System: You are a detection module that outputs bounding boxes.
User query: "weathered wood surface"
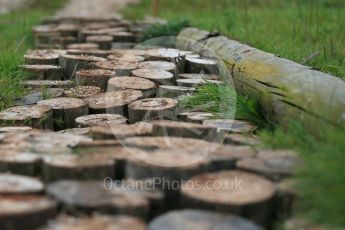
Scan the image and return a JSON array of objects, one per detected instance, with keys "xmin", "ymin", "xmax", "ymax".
[{"xmin": 176, "ymin": 27, "xmax": 345, "ymax": 131}]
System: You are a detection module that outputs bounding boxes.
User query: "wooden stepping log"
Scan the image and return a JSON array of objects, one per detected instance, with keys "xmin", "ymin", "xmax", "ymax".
[
  {"xmin": 148, "ymin": 209, "xmax": 262, "ymax": 230},
  {"xmin": 86, "ymin": 35, "xmax": 113, "ymax": 50},
  {"xmin": 114, "ymin": 49, "xmax": 147, "ymax": 56},
  {"xmin": 158, "ymin": 85, "xmax": 195, "ymax": 98},
  {"xmin": 0, "ymin": 126, "xmax": 32, "ymax": 132},
  {"xmin": 15, "ymin": 88, "xmax": 64, "ymax": 106},
  {"xmin": 42, "ymin": 154, "xmax": 115, "ymax": 182},
  {"xmin": 128, "ymin": 98, "xmax": 178, "ymax": 123},
  {"xmin": 223, "ymin": 134, "xmax": 261, "ymax": 146},
  {"xmin": 41, "ymin": 215, "xmax": 146, "ymax": 230},
  {"xmin": 20, "ymin": 65, "xmax": 64, "ymax": 80},
  {"xmin": 178, "ymin": 112, "xmax": 215, "ymax": 124},
  {"xmin": 177, "ymin": 79, "xmax": 221, "ymax": 87},
  {"xmin": 0, "ymin": 195, "xmax": 57, "ymax": 230},
  {"xmin": 204, "ymin": 119, "xmax": 257, "ymax": 134},
  {"xmin": 21, "ymin": 80, "xmax": 73, "ymax": 89},
  {"xmin": 90, "ymin": 122, "xmax": 153, "ymax": 140},
  {"xmin": 236, "ymin": 150, "xmax": 300, "ymax": 181},
  {"xmin": 49, "ymin": 36, "xmax": 77, "ymax": 49},
  {"xmin": 38, "ymin": 97, "xmax": 88, "ymax": 131},
  {"xmin": 0, "ymin": 105, "xmax": 53, "ymax": 129},
  {"xmin": 94, "ymin": 60, "xmax": 139, "ymax": 76},
  {"xmin": 0, "ymin": 152, "xmax": 41, "ymax": 176},
  {"xmin": 180, "ymin": 170, "xmax": 277, "ymax": 227},
  {"xmin": 179, "ymin": 73, "xmax": 220, "ymax": 80},
  {"xmin": 87, "ymin": 90, "xmax": 143, "ymax": 115},
  {"xmin": 108, "ymin": 31, "xmax": 135, "ymax": 42},
  {"xmin": 58, "ymin": 127, "xmax": 91, "ymax": 136},
  {"xmin": 56, "ymin": 23, "xmax": 80, "ymax": 37},
  {"xmin": 276, "ymin": 179, "xmax": 298, "ymax": 220},
  {"xmin": 144, "ymin": 48, "xmax": 184, "ymax": 69},
  {"xmin": 0, "ymin": 174, "xmax": 44, "ymax": 195},
  {"xmin": 59, "ymin": 54, "xmax": 107, "ymax": 79},
  {"xmin": 76, "ymin": 69, "xmax": 116, "ymax": 91},
  {"xmin": 132, "ymin": 69, "xmax": 175, "ymax": 85},
  {"xmin": 108, "ymin": 76, "xmax": 156, "ymax": 97},
  {"xmin": 151, "ymin": 120, "xmax": 218, "ymax": 141},
  {"xmin": 46, "ymin": 180, "xmax": 149, "ymax": 218},
  {"xmin": 185, "ymin": 57, "xmax": 219, "ymax": 74},
  {"xmin": 107, "ymin": 54, "xmax": 145, "ymax": 63},
  {"xmin": 24, "ymin": 50, "xmax": 61, "ymax": 65},
  {"xmin": 75, "ymin": 114, "xmax": 127, "ymax": 128},
  {"xmin": 138, "ymin": 61, "xmax": 178, "ymax": 77},
  {"xmin": 67, "ymin": 43, "xmax": 100, "ymax": 50},
  {"xmin": 66, "ymin": 49, "xmax": 111, "ymax": 58},
  {"xmin": 64, "ymin": 86, "xmax": 102, "ymax": 98}
]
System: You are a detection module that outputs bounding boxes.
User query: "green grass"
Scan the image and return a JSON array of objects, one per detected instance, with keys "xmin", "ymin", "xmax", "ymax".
[
  {"xmin": 123, "ymin": 0, "xmax": 345, "ymax": 78},
  {"xmin": 0, "ymin": 0, "xmax": 67, "ymax": 111}
]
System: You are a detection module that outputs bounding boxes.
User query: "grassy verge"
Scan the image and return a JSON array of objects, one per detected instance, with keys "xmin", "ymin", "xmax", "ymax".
[
  {"xmin": 123, "ymin": 0, "xmax": 345, "ymax": 78},
  {"xmin": 0, "ymin": 0, "xmax": 67, "ymax": 110}
]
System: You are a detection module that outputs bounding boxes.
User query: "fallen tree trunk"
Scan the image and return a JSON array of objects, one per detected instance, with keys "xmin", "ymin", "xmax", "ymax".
[{"xmin": 176, "ymin": 28, "xmax": 345, "ymax": 131}]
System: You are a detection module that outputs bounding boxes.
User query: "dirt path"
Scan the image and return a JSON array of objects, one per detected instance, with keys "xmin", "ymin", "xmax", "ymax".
[{"xmin": 55, "ymin": 0, "xmax": 138, "ymax": 18}]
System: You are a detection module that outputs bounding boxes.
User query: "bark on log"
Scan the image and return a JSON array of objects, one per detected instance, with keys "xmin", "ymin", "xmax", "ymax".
[
  {"xmin": 128, "ymin": 98, "xmax": 178, "ymax": 123},
  {"xmin": 46, "ymin": 180, "xmax": 149, "ymax": 219},
  {"xmin": 176, "ymin": 27, "xmax": 345, "ymax": 131},
  {"xmin": 75, "ymin": 114, "xmax": 127, "ymax": 127},
  {"xmin": 64, "ymin": 86, "xmax": 102, "ymax": 98},
  {"xmin": 87, "ymin": 90, "xmax": 143, "ymax": 116},
  {"xmin": 148, "ymin": 210, "xmax": 262, "ymax": 230},
  {"xmin": 86, "ymin": 35, "xmax": 113, "ymax": 50},
  {"xmin": 0, "ymin": 105, "xmax": 53, "ymax": 129},
  {"xmin": 139, "ymin": 61, "xmax": 178, "ymax": 77},
  {"xmin": 20, "ymin": 65, "xmax": 64, "ymax": 80},
  {"xmin": 21, "ymin": 80, "xmax": 73, "ymax": 89},
  {"xmin": 0, "ymin": 152, "xmax": 41, "ymax": 176},
  {"xmin": 24, "ymin": 50, "xmax": 61, "ymax": 65},
  {"xmin": 132, "ymin": 69, "xmax": 175, "ymax": 86},
  {"xmin": 94, "ymin": 60, "xmax": 139, "ymax": 76},
  {"xmin": 0, "ymin": 195, "xmax": 57, "ymax": 230},
  {"xmin": 0, "ymin": 174, "xmax": 44, "ymax": 195},
  {"xmin": 276, "ymin": 179, "xmax": 298, "ymax": 220},
  {"xmin": 37, "ymin": 97, "xmax": 89, "ymax": 131},
  {"xmin": 180, "ymin": 170, "xmax": 277, "ymax": 227},
  {"xmin": 76, "ymin": 69, "xmax": 116, "ymax": 91},
  {"xmin": 107, "ymin": 76, "xmax": 157, "ymax": 98},
  {"xmin": 158, "ymin": 85, "xmax": 195, "ymax": 98}
]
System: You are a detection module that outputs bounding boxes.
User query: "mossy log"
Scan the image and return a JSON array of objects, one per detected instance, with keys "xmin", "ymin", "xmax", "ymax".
[{"xmin": 176, "ymin": 27, "xmax": 345, "ymax": 131}]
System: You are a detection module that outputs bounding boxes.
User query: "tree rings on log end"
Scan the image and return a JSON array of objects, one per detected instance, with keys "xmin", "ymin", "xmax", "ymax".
[
  {"xmin": 75, "ymin": 114, "xmax": 127, "ymax": 128},
  {"xmin": 204, "ymin": 119, "xmax": 257, "ymax": 134},
  {"xmin": 64, "ymin": 86, "xmax": 102, "ymax": 98},
  {"xmin": 38, "ymin": 97, "xmax": 88, "ymax": 130},
  {"xmin": 138, "ymin": 61, "xmax": 177, "ymax": 76},
  {"xmin": 46, "ymin": 180, "xmax": 149, "ymax": 218},
  {"xmin": 148, "ymin": 209, "xmax": 262, "ymax": 230},
  {"xmin": 107, "ymin": 54, "xmax": 145, "ymax": 63},
  {"xmin": 108, "ymin": 76, "xmax": 156, "ymax": 97},
  {"xmin": 67, "ymin": 43, "xmax": 100, "ymax": 50},
  {"xmin": 20, "ymin": 65, "xmax": 64, "ymax": 80},
  {"xmin": 128, "ymin": 98, "xmax": 178, "ymax": 123},
  {"xmin": 144, "ymin": 48, "xmax": 180, "ymax": 62},
  {"xmin": 180, "ymin": 170, "xmax": 277, "ymax": 227},
  {"xmin": 95, "ymin": 60, "xmax": 139, "ymax": 76},
  {"xmin": 76, "ymin": 69, "xmax": 116, "ymax": 91},
  {"xmin": 185, "ymin": 57, "xmax": 219, "ymax": 74},
  {"xmin": 0, "ymin": 105, "xmax": 53, "ymax": 129},
  {"xmin": 24, "ymin": 50, "xmax": 61, "ymax": 65},
  {"xmin": 22, "ymin": 80, "xmax": 73, "ymax": 89},
  {"xmin": 0, "ymin": 174, "xmax": 44, "ymax": 195},
  {"xmin": 132, "ymin": 69, "xmax": 175, "ymax": 85},
  {"xmin": 87, "ymin": 90, "xmax": 143, "ymax": 115},
  {"xmin": 158, "ymin": 85, "xmax": 195, "ymax": 98}
]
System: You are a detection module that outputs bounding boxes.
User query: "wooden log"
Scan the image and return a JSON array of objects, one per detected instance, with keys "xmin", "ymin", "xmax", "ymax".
[
  {"xmin": 236, "ymin": 150, "xmax": 300, "ymax": 181},
  {"xmin": 86, "ymin": 35, "xmax": 113, "ymax": 50},
  {"xmin": 107, "ymin": 54, "xmax": 145, "ymax": 63},
  {"xmin": 179, "ymin": 73, "xmax": 219, "ymax": 80},
  {"xmin": 144, "ymin": 48, "xmax": 184, "ymax": 72},
  {"xmin": 223, "ymin": 133, "xmax": 261, "ymax": 146},
  {"xmin": 87, "ymin": 90, "xmax": 143, "ymax": 115},
  {"xmin": 20, "ymin": 65, "xmax": 64, "ymax": 80},
  {"xmin": 148, "ymin": 209, "xmax": 262, "ymax": 230},
  {"xmin": 15, "ymin": 88, "xmax": 64, "ymax": 106},
  {"xmin": 108, "ymin": 76, "xmax": 157, "ymax": 97},
  {"xmin": 75, "ymin": 114, "xmax": 127, "ymax": 127},
  {"xmin": 276, "ymin": 179, "xmax": 298, "ymax": 220},
  {"xmin": 0, "ymin": 105, "xmax": 53, "ymax": 129},
  {"xmin": 128, "ymin": 98, "xmax": 178, "ymax": 123},
  {"xmin": 203, "ymin": 119, "xmax": 257, "ymax": 134},
  {"xmin": 42, "ymin": 154, "xmax": 115, "ymax": 182},
  {"xmin": 139, "ymin": 61, "xmax": 178, "ymax": 76},
  {"xmin": 49, "ymin": 36, "xmax": 77, "ymax": 49},
  {"xmin": 41, "ymin": 215, "xmax": 146, "ymax": 230},
  {"xmin": 108, "ymin": 31, "xmax": 135, "ymax": 43},
  {"xmin": 158, "ymin": 85, "xmax": 195, "ymax": 98},
  {"xmin": 183, "ymin": 112, "xmax": 216, "ymax": 124},
  {"xmin": 0, "ymin": 174, "xmax": 44, "ymax": 195},
  {"xmin": 114, "ymin": 49, "xmax": 147, "ymax": 56},
  {"xmin": 24, "ymin": 50, "xmax": 60, "ymax": 65},
  {"xmin": 56, "ymin": 23, "xmax": 80, "ymax": 37},
  {"xmin": 111, "ymin": 42, "xmax": 136, "ymax": 49},
  {"xmin": 90, "ymin": 122, "xmax": 153, "ymax": 140},
  {"xmin": 180, "ymin": 170, "xmax": 277, "ymax": 227},
  {"xmin": 0, "ymin": 152, "xmax": 41, "ymax": 176},
  {"xmin": 37, "ymin": 97, "xmax": 89, "ymax": 131},
  {"xmin": 46, "ymin": 180, "xmax": 149, "ymax": 219},
  {"xmin": 0, "ymin": 195, "xmax": 57, "ymax": 230},
  {"xmin": 78, "ymin": 27, "xmax": 127, "ymax": 42},
  {"xmin": 21, "ymin": 80, "xmax": 73, "ymax": 89},
  {"xmin": 66, "ymin": 49, "xmax": 111, "ymax": 58},
  {"xmin": 177, "ymin": 79, "xmax": 221, "ymax": 87},
  {"xmin": 58, "ymin": 127, "xmax": 91, "ymax": 136},
  {"xmin": 64, "ymin": 86, "xmax": 102, "ymax": 98},
  {"xmin": 151, "ymin": 120, "xmax": 218, "ymax": 141},
  {"xmin": 176, "ymin": 27, "xmax": 345, "ymax": 132},
  {"xmin": 0, "ymin": 127, "xmax": 32, "ymax": 132},
  {"xmin": 132, "ymin": 69, "xmax": 175, "ymax": 85},
  {"xmin": 94, "ymin": 60, "xmax": 139, "ymax": 76},
  {"xmin": 76, "ymin": 69, "xmax": 116, "ymax": 91},
  {"xmin": 185, "ymin": 57, "xmax": 219, "ymax": 74},
  {"xmin": 59, "ymin": 54, "xmax": 107, "ymax": 79},
  {"xmin": 67, "ymin": 43, "xmax": 100, "ymax": 50}
]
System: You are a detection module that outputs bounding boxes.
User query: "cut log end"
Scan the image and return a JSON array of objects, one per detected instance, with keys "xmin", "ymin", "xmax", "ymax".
[{"xmin": 75, "ymin": 114, "xmax": 127, "ymax": 127}]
